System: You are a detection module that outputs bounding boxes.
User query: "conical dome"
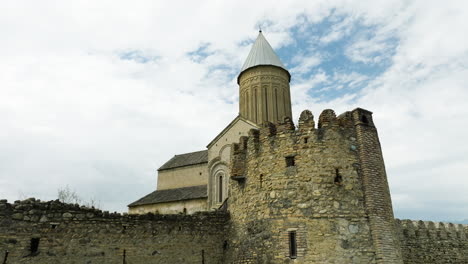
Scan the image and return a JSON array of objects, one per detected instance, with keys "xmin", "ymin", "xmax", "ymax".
[
  {"xmin": 237, "ymin": 31, "xmax": 293, "ymax": 125},
  {"xmin": 239, "ymin": 31, "xmax": 289, "ymax": 79}
]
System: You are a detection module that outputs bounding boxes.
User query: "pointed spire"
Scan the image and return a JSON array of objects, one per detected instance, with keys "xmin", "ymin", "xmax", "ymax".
[{"xmin": 239, "ymin": 31, "xmax": 289, "ymax": 75}]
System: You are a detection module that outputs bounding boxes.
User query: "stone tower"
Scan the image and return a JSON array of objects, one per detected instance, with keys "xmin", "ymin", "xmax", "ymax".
[
  {"xmin": 225, "ymin": 32, "xmax": 404, "ymax": 263},
  {"xmin": 238, "ymin": 31, "xmax": 292, "ymax": 125}
]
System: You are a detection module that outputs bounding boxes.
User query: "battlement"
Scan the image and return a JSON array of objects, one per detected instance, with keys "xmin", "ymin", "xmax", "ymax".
[
  {"xmin": 0, "ymin": 198, "xmax": 226, "ymax": 223},
  {"xmin": 230, "ymin": 108, "xmax": 367, "ymax": 180},
  {"xmin": 0, "ymin": 198, "xmax": 228, "ymax": 263},
  {"xmin": 231, "ymin": 108, "xmax": 366, "ymax": 156},
  {"xmin": 227, "ymin": 107, "xmax": 409, "ymax": 263},
  {"xmin": 396, "ymin": 219, "xmax": 468, "ymax": 240},
  {"xmin": 396, "ymin": 219, "xmax": 468, "ymax": 263}
]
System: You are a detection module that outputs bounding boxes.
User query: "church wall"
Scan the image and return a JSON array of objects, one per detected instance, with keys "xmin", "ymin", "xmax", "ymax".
[
  {"xmin": 157, "ymin": 163, "xmax": 208, "ymax": 190},
  {"xmin": 128, "ymin": 198, "xmax": 207, "ymax": 215},
  {"xmin": 395, "ymin": 219, "xmax": 468, "ymax": 264},
  {"xmin": 207, "ymin": 118, "xmax": 257, "ymax": 209},
  {"xmin": 207, "ymin": 118, "xmax": 256, "ymax": 161},
  {"xmin": 226, "ymin": 110, "xmax": 378, "ymax": 263},
  {"xmin": 0, "ymin": 198, "xmax": 228, "ymax": 264}
]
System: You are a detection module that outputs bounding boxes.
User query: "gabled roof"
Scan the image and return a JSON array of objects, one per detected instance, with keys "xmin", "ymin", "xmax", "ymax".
[
  {"xmin": 206, "ymin": 115, "xmax": 259, "ymax": 148},
  {"xmin": 239, "ymin": 31, "xmax": 289, "ymax": 80},
  {"xmin": 158, "ymin": 150, "xmax": 208, "ymax": 171},
  {"xmin": 128, "ymin": 185, "xmax": 207, "ymax": 207}
]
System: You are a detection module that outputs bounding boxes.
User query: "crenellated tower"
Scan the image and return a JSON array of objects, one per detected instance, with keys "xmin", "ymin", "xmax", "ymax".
[
  {"xmin": 225, "ymin": 108, "xmax": 404, "ymax": 263},
  {"xmin": 238, "ymin": 31, "xmax": 292, "ymax": 125}
]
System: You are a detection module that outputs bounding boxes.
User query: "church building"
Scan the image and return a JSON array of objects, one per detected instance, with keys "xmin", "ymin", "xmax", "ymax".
[
  {"xmin": 128, "ymin": 31, "xmax": 291, "ymax": 215},
  {"xmin": 1, "ymin": 31, "xmax": 466, "ymax": 264}
]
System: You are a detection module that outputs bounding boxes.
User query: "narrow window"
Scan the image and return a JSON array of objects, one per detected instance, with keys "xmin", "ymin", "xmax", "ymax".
[
  {"xmin": 241, "ymin": 91, "xmax": 245, "ymax": 115},
  {"xmin": 218, "ymin": 175, "xmax": 223, "ymax": 203},
  {"xmin": 259, "ymin": 174, "xmax": 263, "ymax": 188},
  {"xmin": 246, "ymin": 91, "xmax": 250, "ymax": 119},
  {"xmin": 304, "ymin": 137, "xmax": 308, "ymax": 144},
  {"xmin": 360, "ymin": 115, "xmax": 369, "ymax": 124},
  {"xmin": 288, "ymin": 231, "xmax": 297, "ymax": 259},
  {"xmin": 285, "ymin": 156, "xmax": 295, "ymax": 167},
  {"xmin": 334, "ymin": 169, "xmax": 343, "ymax": 184},
  {"xmin": 275, "ymin": 89, "xmax": 278, "ymax": 121},
  {"xmin": 30, "ymin": 238, "xmax": 40, "ymax": 254},
  {"xmin": 264, "ymin": 87, "xmax": 268, "ymax": 120},
  {"xmin": 283, "ymin": 90, "xmax": 287, "ymax": 117},
  {"xmin": 254, "ymin": 89, "xmax": 258, "ymax": 123},
  {"xmin": 183, "ymin": 208, "xmax": 187, "ymax": 214},
  {"xmin": 201, "ymin": 249, "xmax": 205, "ymax": 264}
]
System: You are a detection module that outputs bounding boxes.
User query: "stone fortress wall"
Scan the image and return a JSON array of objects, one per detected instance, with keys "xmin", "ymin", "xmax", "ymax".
[
  {"xmin": 1, "ymin": 198, "xmax": 466, "ymax": 264},
  {"xmin": 227, "ymin": 108, "xmax": 385, "ymax": 263},
  {"xmin": 395, "ymin": 219, "xmax": 468, "ymax": 264},
  {"xmin": 0, "ymin": 198, "xmax": 228, "ymax": 264},
  {"xmin": 1, "ymin": 109, "xmax": 467, "ymax": 264},
  {"xmin": 226, "ymin": 108, "xmax": 468, "ymax": 264}
]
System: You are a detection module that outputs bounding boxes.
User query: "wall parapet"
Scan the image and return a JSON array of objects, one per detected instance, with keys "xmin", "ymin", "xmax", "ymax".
[
  {"xmin": 237, "ymin": 109, "xmax": 358, "ymax": 153},
  {"xmin": 396, "ymin": 218, "xmax": 468, "ymax": 240},
  {"xmin": 0, "ymin": 198, "xmax": 227, "ymax": 224},
  {"xmin": 396, "ymin": 218, "xmax": 468, "ymax": 263},
  {"xmin": 0, "ymin": 198, "xmax": 229, "ymax": 264}
]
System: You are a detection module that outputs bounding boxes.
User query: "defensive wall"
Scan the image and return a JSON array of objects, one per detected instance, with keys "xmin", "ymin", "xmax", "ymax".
[
  {"xmin": 1, "ymin": 197, "xmax": 467, "ymax": 264},
  {"xmin": 226, "ymin": 108, "xmax": 467, "ymax": 264},
  {"xmin": 0, "ymin": 198, "xmax": 228, "ymax": 264},
  {"xmin": 395, "ymin": 219, "xmax": 468, "ymax": 264},
  {"xmin": 226, "ymin": 108, "xmax": 401, "ymax": 263},
  {"xmin": 1, "ymin": 108, "xmax": 467, "ymax": 264}
]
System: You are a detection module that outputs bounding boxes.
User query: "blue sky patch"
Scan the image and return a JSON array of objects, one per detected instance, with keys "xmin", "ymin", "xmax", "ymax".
[
  {"xmin": 119, "ymin": 50, "xmax": 159, "ymax": 64},
  {"xmin": 187, "ymin": 43, "xmax": 215, "ymax": 63},
  {"xmin": 274, "ymin": 13, "xmax": 399, "ymax": 102}
]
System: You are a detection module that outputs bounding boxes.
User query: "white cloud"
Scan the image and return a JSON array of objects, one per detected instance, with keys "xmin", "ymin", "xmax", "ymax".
[
  {"xmin": 290, "ymin": 54, "xmax": 321, "ymax": 75},
  {"xmin": 320, "ymin": 15, "xmax": 356, "ymax": 44},
  {"xmin": 0, "ymin": 0, "xmax": 467, "ymax": 222}
]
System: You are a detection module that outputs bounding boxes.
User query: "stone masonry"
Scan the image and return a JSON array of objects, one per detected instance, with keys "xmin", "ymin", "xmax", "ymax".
[
  {"xmin": 0, "ymin": 198, "xmax": 228, "ymax": 264},
  {"xmin": 1, "ymin": 109, "xmax": 467, "ymax": 263},
  {"xmin": 224, "ymin": 108, "xmax": 467, "ymax": 264},
  {"xmin": 396, "ymin": 220, "xmax": 468, "ymax": 263},
  {"xmin": 2, "ymin": 31, "xmax": 467, "ymax": 263}
]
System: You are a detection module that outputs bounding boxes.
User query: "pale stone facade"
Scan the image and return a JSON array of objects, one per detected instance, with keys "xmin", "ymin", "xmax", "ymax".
[
  {"xmin": 128, "ymin": 197, "xmax": 206, "ymax": 215},
  {"xmin": 157, "ymin": 163, "xmax": 208, "ymax": 190},
  {"xmin": 207, "ymin": 116, "xmax": 258, "ymax": 209},
  {"xmin": 129, "ymin": 151, "xmax": 209, "ymax": 214},
  {"xmin": 238, "ymin": 65, "xmax": 292, "ymax": 125}
]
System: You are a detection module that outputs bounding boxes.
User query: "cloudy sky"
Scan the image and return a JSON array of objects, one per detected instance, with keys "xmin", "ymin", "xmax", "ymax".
[{"xmin": 1, "ymin": 0, "xmax": 467, "ymax": 222}]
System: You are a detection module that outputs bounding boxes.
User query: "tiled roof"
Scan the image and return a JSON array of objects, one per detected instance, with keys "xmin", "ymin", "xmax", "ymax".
[
  {"xmin": 158, "ymin": 150, "xmax": 208, "ymax": 171},
  {"xmin": 128, "ymin": 185, "xmax": 207, "ymax": 207}
]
